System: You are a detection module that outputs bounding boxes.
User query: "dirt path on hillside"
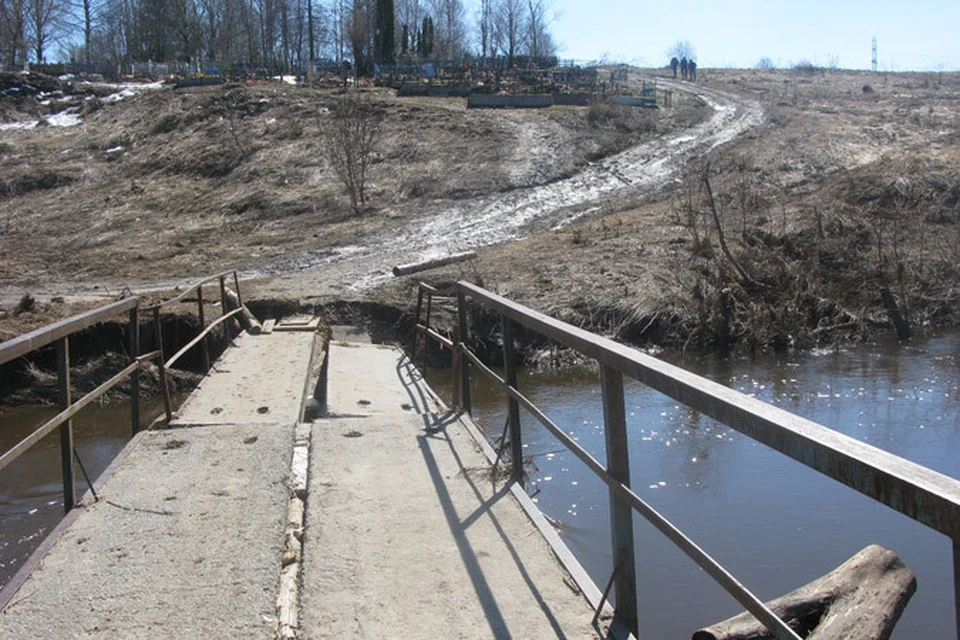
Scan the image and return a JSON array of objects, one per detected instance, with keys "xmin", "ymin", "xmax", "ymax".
[
  {"xmin": 253, "ymin": 80, "xmax": 763, "ymax": 299},
  {"xmin": 0, "ymin": 80, "xmax": 762, "ymax": 309}
]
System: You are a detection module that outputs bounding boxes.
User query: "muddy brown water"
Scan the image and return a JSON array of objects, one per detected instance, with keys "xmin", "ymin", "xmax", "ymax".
[
  {"xmin": 428, "ymin": 330, "xmax": 959, "ymax": 638},
  {"xmin": 0, "ymin": 400, "xmax": 166, "ymax": 587}
]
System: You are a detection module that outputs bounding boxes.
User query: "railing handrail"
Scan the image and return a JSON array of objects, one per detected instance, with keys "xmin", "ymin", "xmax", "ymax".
[
  {"xmin": 457, "ymin": 281, "xmax": 960, "ymax": 538},
  {"xmin": 415, "ymin": 280, "xmax": 960, "ymax": 639},
  {"xmin": 0, "ymin": 297, "xmax": 138, "ymax": 366},
  {"xmin": 146, "ymin": 269, "xmax": 239, "ymax": 311}
]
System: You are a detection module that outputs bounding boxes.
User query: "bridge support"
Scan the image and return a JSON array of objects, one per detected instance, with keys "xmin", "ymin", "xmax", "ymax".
[{"xmin": 601, "ymin": 365, "xmax": 637, "ymax": 637}]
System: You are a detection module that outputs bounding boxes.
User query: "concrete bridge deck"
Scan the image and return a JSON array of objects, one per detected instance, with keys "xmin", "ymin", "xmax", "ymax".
[{"xmin": 0, "ymin": 328, "xmax": 603, "ymax": 639}]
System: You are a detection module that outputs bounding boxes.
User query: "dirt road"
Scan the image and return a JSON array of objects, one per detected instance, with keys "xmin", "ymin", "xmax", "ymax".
[{"xmin": 253, "ymin": 81, "xmax": 762, "ymax": 299}]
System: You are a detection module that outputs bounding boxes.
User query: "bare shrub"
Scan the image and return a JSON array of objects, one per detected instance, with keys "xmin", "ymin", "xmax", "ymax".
[{"xmin": 322, "ymin": 94, "xmax": 384, "ymax": 214}]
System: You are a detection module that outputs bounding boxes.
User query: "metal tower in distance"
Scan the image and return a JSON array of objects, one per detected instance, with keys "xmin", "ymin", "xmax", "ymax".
[{"xmin": 871, "ymin": 36, "xmax": 878, "ymax": 71}]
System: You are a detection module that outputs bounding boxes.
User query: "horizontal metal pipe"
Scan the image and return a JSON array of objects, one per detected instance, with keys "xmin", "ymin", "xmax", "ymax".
[
  {"xmin": 147, "ymin": 270, "xmax": 238, "ymax": 310},
  {"xmin": 0, "ymin": 359, "xmax": 141, "ymax": 474},
  {"xmin": 458, "ymin": 281, "xmax": 960, "ymax": 539},
  {"xmin": 0, "ymin": 298, "xmax": 138, "ymax": 365},
  {"xmin": 418, "ymin": 325, "xmax": 454, "ymax": 350},
  {"xmin": 164, "ymin": 306, "xmax": 245, "ymax": 370}
]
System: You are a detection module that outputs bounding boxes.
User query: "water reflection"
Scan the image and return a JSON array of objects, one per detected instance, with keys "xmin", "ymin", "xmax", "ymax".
[
  {"xmin": 428, "ymin": 330, "xmax": 959, "ymax": 639},
  {"xmin": 0, "ymin": 400, "xmax": 165, "ymax": 587}
]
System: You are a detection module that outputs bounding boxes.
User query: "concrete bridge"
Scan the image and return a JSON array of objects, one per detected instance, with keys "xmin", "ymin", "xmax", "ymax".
[
  {"xmin": 1, "ymin": 277, "xmax": 958, "ymax": 640},
  {"xmin": 0, "ymin": 322, "xmax": 605, "ymax": 639}
]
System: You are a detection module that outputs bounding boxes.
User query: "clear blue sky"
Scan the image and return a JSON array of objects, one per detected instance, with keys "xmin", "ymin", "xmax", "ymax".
[{"xmin": 547, "ymin": 0, "xmax": 959, "ymax": 71}]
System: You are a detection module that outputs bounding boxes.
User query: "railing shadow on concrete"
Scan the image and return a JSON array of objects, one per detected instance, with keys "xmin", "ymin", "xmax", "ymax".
[
  {"xmin": 394, "ymin": 352, "xmax": 590, "ymax": 638},
  {"xmin": 413, "ymin": 281, "xmax": 960, "ymax": 640}
]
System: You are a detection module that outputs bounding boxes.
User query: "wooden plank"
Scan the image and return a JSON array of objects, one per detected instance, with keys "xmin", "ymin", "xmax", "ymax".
[
  {"xmin": 457, "ymin": 281, "xmax": 960, "ymax": 539},
  {"xmin": 275, "ymin": 318, "xmax": 319, "ymax": 332}
]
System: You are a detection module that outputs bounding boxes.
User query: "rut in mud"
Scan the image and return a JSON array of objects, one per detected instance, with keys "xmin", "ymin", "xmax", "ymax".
[{"xmin": 256, "ymin": 81, "xmax": 763, "ymax": 296}]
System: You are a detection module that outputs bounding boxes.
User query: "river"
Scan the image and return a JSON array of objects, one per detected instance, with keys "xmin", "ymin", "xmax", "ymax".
[
  {"xmin": 0, "ymin": 400, "xmax": 165, "ymax": 588},
  {"xmin": 428, "ymin": 330, "xmax": 959, "ymax": 638},
  {"xmin": 1, "ymin": 334, "xmax": 956, "ymax": 637}
]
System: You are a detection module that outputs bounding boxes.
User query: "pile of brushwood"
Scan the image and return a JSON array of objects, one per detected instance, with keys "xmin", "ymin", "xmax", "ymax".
[{"xmin": 657, "ymin": 159, "xmax": 958, "ymax": 353}]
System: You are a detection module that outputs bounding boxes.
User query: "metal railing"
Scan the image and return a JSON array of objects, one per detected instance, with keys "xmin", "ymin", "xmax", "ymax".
[
  {"xmin": 414, "ymin": 281, "xmax": 960, "ymax": 640},
  {"xmin": 0, "ymin": 298, "xmax": 156, "ymax": 513},
  {"xmin": 146, "ymin": 269, "xmax": 246, "ymax": 423},
  {"xmin": 0, "ymin": 269, "xmax": 250, "ymax": 512}
]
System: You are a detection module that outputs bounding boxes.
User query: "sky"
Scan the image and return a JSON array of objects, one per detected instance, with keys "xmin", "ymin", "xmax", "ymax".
[{"xmin": 545, "ymin": 0, "xmax": 959, "ymax": 71}]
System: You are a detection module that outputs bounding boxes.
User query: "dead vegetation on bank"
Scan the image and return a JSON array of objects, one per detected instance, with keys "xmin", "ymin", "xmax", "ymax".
[
  {"xmin": 1, "ymin": 68, "xmax": 958, "ymax": 357},
  {"xmin": 385, "ymin": 69, "xmax": 960, "ymax": 355}
]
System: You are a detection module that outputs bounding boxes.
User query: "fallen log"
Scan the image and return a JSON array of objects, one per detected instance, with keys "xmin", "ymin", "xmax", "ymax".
[
  {"xmin": 223, "ymin": 288, "xmax": 263, "ymax": 335},
  {"xmin": 692, "ymin": 545, "xmax": 916, "ymax": 640},
  {"xmin": 392, "ymin": 251, "xmax": 477, "ymax": 277}
]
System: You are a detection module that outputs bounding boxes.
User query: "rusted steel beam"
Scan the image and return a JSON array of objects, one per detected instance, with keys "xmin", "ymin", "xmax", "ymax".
[
  {"xmin": 0, "ymin": 297, "xmax": 138, "ymax": 365},
  {"xmin": 502, "ymin": 316, "xmax": 523, "ymax": 483},
  {"xmin": 601, "ymin": 366, "xmax": 637, "ymax": 636},
  {"xmin": 457, "ymin": 281, "xmax": 960, "ymax": 540},
  {"xmin": 57, "ymin": 338, "xmax": 76, "ymax": 513}
]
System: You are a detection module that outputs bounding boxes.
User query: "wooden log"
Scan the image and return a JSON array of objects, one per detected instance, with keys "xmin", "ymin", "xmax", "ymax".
[
  {"xmin": 692, "ymin": 545, "xmax": 917, "ymax": 640},
  {"xmin": 392, "ymin": 251, "xmax": 477, "ymax": 277},
  {"xmin": 223, "ymin": 288, "xmax": 263, "ymax": 334}
]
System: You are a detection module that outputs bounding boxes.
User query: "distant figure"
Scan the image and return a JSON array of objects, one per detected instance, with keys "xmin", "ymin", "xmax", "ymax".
[
  {"xmin": 688, "ymin": 59, "xmax": 697, "ymax": 81},
  {"xmin": 680, "ymin": 57, "xmax": 688, "ymax": 80},
  {"xmin": 670, "ymin": 57, "xmax": 679, "ymax": 79}
]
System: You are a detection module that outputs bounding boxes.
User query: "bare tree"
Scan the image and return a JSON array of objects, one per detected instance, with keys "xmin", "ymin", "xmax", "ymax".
[
  {"xmin": 666, "ymin": 39, "xmax": 695, "ymax": 62},
  {"xmin": 429, "ymin": 0, "xmax": 465, "ymax": 59},
  {"xmin": 323, "ymin": 94, "xmax": 383, "ymax": 214},
  {"xmin": 1, "ymin": 0, "xmax": 28, "ymax": 66},
  {"xmin": 525, "ymin": 0, "xmax": 553, "ymax": 59},
  {"xmin": 491, "ymin": 0, "xmax": 522, "ymax": 66}
]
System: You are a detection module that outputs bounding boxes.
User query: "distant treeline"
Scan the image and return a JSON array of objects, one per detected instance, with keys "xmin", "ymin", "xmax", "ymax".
[{"xmin": 0, "ymin": 0, "xmax": 558, "ymax": 77}]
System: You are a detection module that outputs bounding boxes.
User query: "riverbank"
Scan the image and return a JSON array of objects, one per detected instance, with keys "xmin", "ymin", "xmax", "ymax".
[{"xmin": 0, "ymin": 68, "xmax": 957, "ymax": 354}]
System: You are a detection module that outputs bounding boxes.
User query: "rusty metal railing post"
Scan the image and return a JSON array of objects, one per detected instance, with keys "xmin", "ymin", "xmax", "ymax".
[
  {"xmin": 197, "ymin": 285, "xmax": 210, "ymax": 373},
  {"xmin": 451, "ymin": 325, "xmax": 462, "ymax": 408},
  {"xmin": 232, "ymin": 270, "xmax": 242, "ymax": 307},
  {"xmin": 414, "ymin": 286, "xmax": 424, "ymax": 368},
  {"xmin": 129, "ymin": 306, "xmax": 141, "ymax": 434},
  {"xmin": 153, "ymin": 306, "xmax": 173, "ymax": 423},
  {"xmin": 57, "ymin": 337, "xmax": 76, "ymax": 512},
  {"xmin": 502, "ymin": 315, "xmax": 523, "ymax": 484},
  {"xmin": 422, "ymin": 290, "xmax": 433, "ymax": 373},
  {"xmin": 219, "ymin": 276, "xmax": 233, "ymax": 343},
  {"xmin": 457, "ymin": 288, "xmax": 471, "ymax": 415},
  {"xmin": 601, "ymin": 364, "xmax": 638, "ymax": 637}
]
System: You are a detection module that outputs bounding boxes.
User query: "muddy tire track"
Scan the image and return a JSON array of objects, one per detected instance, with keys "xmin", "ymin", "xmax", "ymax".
[{"xmin": 259, "ymin": 80, "xmax": 763, "ymax": 296}]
